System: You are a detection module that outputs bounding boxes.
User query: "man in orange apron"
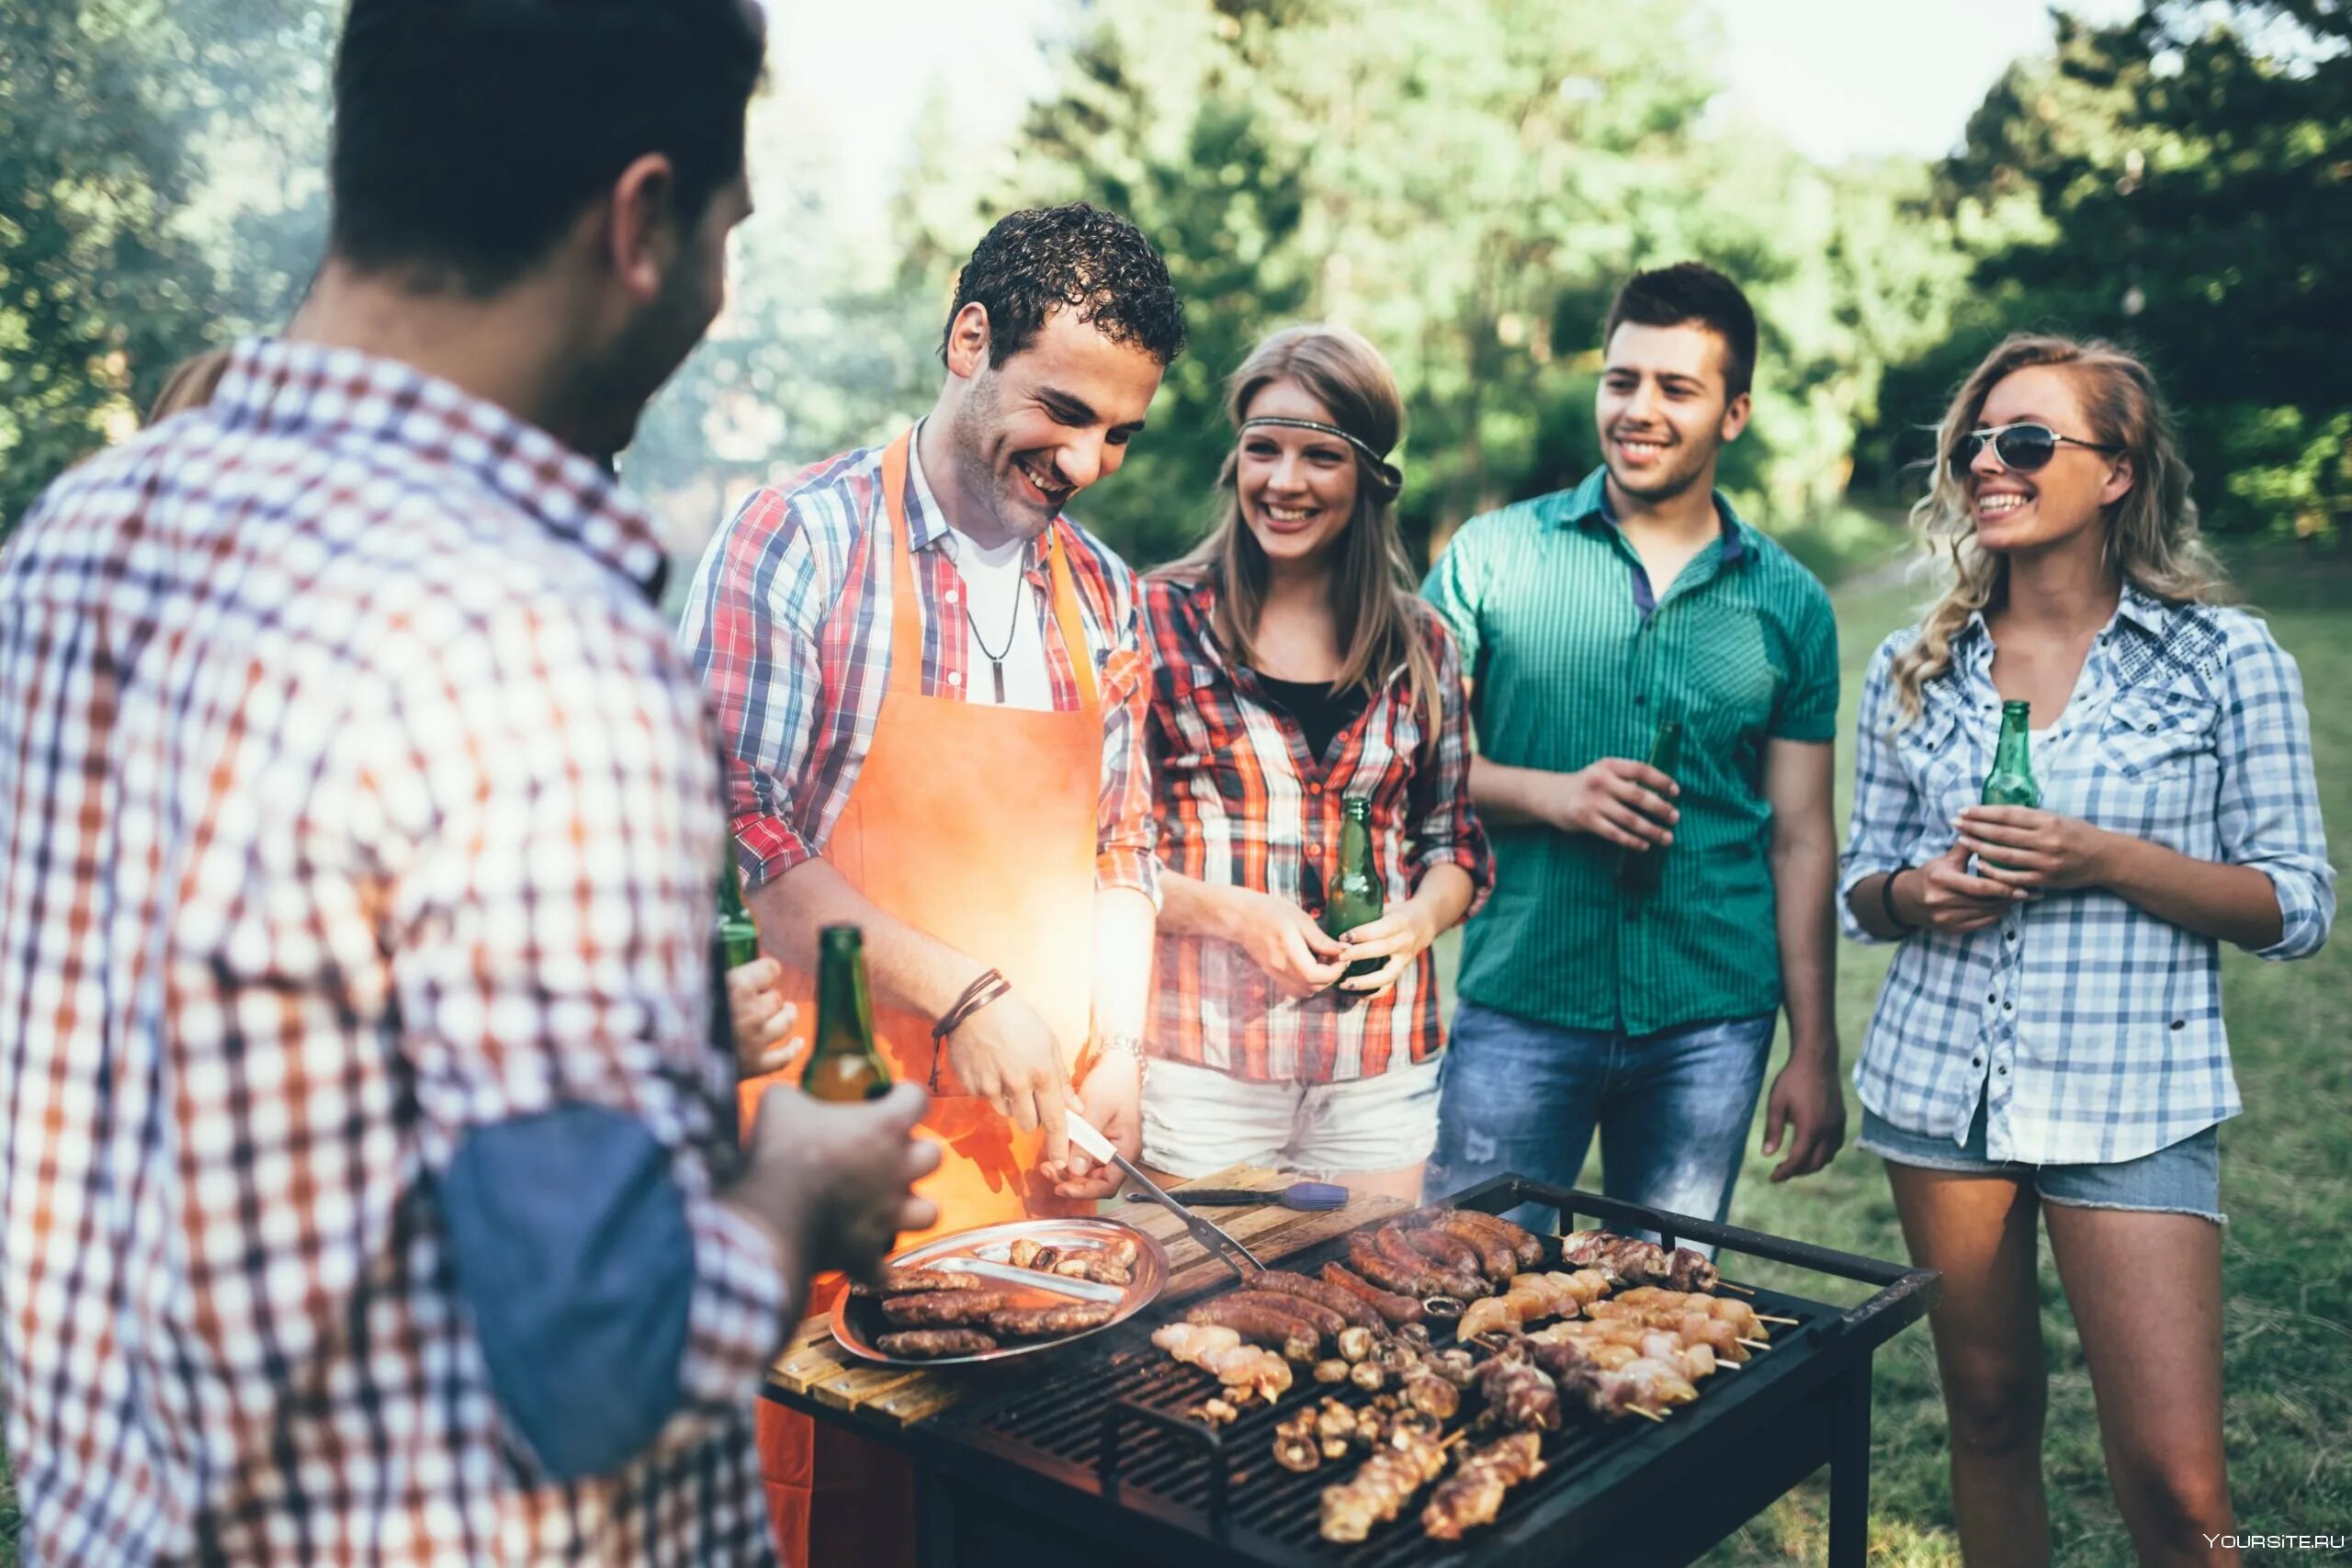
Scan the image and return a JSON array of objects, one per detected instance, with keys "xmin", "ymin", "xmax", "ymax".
[{"xmin": 680, "ymin": 203, "xmax": 1189, "ymax": 1566}]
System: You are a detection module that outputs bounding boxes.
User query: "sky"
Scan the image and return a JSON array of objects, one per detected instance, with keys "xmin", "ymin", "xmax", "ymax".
[
  {"xmin": 763, "ymin": 0, "xmax": 2146, "ymax": 201},
  {"xmin": 1713, "ymin": 0, "xmax": 2143, "ymax": 162}
]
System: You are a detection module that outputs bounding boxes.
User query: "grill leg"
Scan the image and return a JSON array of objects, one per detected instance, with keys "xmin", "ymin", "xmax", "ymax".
[{"xmin": 1827, "ymin": 1365, "xmax": 1872, "ymax": 1567}]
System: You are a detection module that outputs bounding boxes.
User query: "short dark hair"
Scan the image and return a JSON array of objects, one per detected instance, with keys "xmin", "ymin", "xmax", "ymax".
[
  {"xmin": 329, "ymin": 0, "xmax": 764, "ymax": 295},
  {"xmin": 941, "ymin": 204, "xmax": 1188, "ymax": 369},
  {"xmin": 1603, "ymin": 263, "xmax": 1759, "ymax": 400}
]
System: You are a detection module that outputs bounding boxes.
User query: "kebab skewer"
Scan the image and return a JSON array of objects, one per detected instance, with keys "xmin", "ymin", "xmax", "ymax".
[
  {"xmin": 1318, "ymin": 1421, "xmax": 1450, "ymax": 1543},
  {"xmin": 1421, "ymin": 1432, "xmax": 1546, "ymax": 1541},
  {"xmin": 1559, "ymin": 1229, "xmax": 1752, "ymax": 1293}
]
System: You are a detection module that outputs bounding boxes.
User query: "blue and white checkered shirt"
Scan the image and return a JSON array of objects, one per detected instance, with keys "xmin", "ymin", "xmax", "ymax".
[{"xmin": 1839, "ymin": 584, "xmax": 2333, "ymax": 1166}]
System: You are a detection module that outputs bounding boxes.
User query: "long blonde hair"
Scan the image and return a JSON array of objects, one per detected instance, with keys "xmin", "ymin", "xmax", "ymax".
[
  {"xmin": 1889, "ymin": 333, "xmax": 2225, "ymax": 722},
  {"xmin": 1167, "ymin": 324, "xmax": 1442, "ymax": 747}
]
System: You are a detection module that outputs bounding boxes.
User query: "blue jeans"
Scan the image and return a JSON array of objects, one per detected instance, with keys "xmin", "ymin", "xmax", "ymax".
[{"xmin": 1424, "ymin": 1001, "xmax": 1777, "ymax": 1238}]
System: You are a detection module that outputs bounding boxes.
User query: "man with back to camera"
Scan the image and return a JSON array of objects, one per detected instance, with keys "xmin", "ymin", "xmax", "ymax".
[
  {"xmin": 682, "ymin": 201, "xmax": 1186, "ymax": 1565},
  {"xmin": 0, "ymin": 3, "xmax": 936, "ymax": 1562},
  {"xmin": 1420, "ymin": 263, "xmax": 1848, "ymax": 1236}
]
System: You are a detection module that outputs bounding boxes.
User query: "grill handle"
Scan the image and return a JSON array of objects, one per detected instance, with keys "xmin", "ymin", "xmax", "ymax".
[{"xmin": 1098, "ymin": 1396, "xmax": 1231, "ymax": 1540}]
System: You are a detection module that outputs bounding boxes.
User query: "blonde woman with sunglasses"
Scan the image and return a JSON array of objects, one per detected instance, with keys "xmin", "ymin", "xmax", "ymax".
[{"xmin": 1839, "ymin": 335, "xmax": 2331, "ymax": 1566}]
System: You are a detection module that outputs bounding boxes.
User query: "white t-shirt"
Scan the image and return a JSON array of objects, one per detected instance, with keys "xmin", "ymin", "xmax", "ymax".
[{"xmin": 909, "ymin": 432, "xmax": 1055, "ymax": 711}]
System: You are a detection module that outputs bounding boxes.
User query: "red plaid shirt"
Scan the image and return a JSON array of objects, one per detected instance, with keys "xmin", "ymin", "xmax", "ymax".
[
  {"xmin": 679, "ymin": 433, "xmax": 1157, "ymax": 903},
  {"xmin": 1142, "ymin": 570, "xmax": 1491, "ymax": 1082},
  {"xmin": 0, "ymin": 340, "xmax": 784, "ymax": 1564}
]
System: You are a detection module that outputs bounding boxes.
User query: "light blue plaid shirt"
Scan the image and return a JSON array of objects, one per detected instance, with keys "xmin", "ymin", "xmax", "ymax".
[{"xmin": 1839, "ymin": 585, "xmax": 2333, "ymax": 1166}]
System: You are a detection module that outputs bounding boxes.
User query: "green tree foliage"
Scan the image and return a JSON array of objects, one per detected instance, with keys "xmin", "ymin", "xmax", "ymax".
[
  {"xmin": 0, "ymin": 0, "xmax": 328, "ymax": 536},
  {"xmin": 899, "ymin": 0, "xmax": 1968, "ymax": 569},
  {"xmin": 1871, "ymin": 1, "xmax": 2351, "ymax": 542}
]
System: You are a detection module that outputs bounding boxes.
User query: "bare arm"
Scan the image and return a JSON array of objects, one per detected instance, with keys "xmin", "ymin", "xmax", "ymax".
[
  {"xmin": 1758, "ymin": 738, "xmax": 1844, "ymax": 1180},
  {"xmin": 2101, "ymin": 838, "xmax": 2283, "ymax": 950},
  {"xmin": 1765, "ymin": 739, "xmax": 1838, "ymax": 1062},
  {"xmin": 1468, "ymin": 756, "xmax": 1564, "ymax": 829},
  {"xmin": 749, "ymin": 859, "xmax": 989, "ymax": 1031}
]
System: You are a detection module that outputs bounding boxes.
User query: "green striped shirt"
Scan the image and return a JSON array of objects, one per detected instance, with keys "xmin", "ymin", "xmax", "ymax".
[{"xmin": 1421, "ymin": 468, "xmax": 1838, "ymax": 1035}]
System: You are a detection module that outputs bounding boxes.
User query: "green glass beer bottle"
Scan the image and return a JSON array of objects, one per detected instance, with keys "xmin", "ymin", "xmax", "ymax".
[
  {"xmin": 711, "ymin": 857, "xmax": 760, "ymax": 1054},
  {"xmin": 1615, "ymin": 718, "xmax": 1684, "ymax": 897},
  {"xmin": 1323, "ymin": 795, "xmax": 1385, "ymax": 981},
  {"xmin": 1978, "ymin": 700, "xmax": 2040, "ymax": 872},
  {"xmin": 802, "ymin": 925, "xmax": 892, "ymax": 1102}
]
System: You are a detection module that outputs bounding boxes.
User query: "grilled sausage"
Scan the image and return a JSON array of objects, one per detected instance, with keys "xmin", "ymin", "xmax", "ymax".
[
  {"xmin": 1399, "ymin": 1225, "xmax": 1483, "ymax": 1278},
  {"xmin": 1319, "ymin": 1262, "xmax": 1425, "ymax": 1327},
  {"xmin": 988, "ymin": 1302, "xmax": 1117, "ymax": 1339},
  {"xmin": 851, "ymin": 1267, "xmax": 980, "ymax": 1298},
  {"xmin": 1373, "ymin": 1228, "xmax": 1479, "ymax": 1299},
  {"xmin": 876, "ymin": 1328, "xmax": 997, "ymax": 1358},
  {"xmin": 880, "ymin": 1289, "xmax": 1012, "ymax": 1327},
  {"xmin": 1048, "ymin": 1250, "xmax": 1134, "ymax": 1287},
  {"xmin": 1347, "ymin": 1232, "xmax": 1442, "ymax": 1298},
  {"xmin": 1404, "ymin": 1206, "xmax": 1544, "ymax": 1270},
  {"xmin": 1185, "ymin": 1297, "xmax": 1320, "ymax": 1361},
  {"xmin": 1417, "ymin": 1215, "xmax": 1515, "ymax": 1282},
  {"xmin": 1211, "ymin": 1288, "xmax": 1348, "ymax": 1343},
  {"xmin": 1250, "ymin": 1271, "xmax": 1383, "ymax": 1330}
]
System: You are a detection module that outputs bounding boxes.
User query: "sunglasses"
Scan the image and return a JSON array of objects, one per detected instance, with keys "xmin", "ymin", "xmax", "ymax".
[{"xmin": 1950, "ymin": 422, "xmax": 2120, "ymax": 479}]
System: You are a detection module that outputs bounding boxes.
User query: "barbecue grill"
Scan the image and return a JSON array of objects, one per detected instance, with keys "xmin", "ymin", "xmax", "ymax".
[{"xmin": 765, "ymin": 1172, "xmax": 1939, "ymax": 1567}]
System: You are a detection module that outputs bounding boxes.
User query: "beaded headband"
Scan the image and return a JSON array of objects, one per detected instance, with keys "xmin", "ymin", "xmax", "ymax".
[{"xmin": 1238, "ymin": 415, "xmax": 1404, "ymax": 500}]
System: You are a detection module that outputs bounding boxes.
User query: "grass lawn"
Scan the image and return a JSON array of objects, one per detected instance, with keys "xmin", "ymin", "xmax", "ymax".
[{"xmin": 0, "ymin": 556, "xmax": 2340, "ymax": 1567}]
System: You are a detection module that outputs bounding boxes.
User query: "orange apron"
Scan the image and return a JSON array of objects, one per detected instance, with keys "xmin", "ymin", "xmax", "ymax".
[{"xmin": 745, "ymin": 430, "xmax": 1100, "ymax": 1566}]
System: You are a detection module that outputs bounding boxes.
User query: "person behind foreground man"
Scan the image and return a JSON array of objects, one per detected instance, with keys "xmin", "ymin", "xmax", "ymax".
[
  {"xmin": 1138, "ymin": 324, "xmax": 1491, "ymax": 1200},
  {"xmin": 0, "ymin": 4, "xmax": 940, "ymax": 1562},
  {"xmin": 1419, "ymin": 262, "xmax": 1847, "ymax": 1232},
  {"xmin": 681, "ymin": 202, "xmax": 1185, "ymax": 1565},
  {"xmin": 1840, "ymin": 335, "xmax": 2332, "ymax": 1568}
]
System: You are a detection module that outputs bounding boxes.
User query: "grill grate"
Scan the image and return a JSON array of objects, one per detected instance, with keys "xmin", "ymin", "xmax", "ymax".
[{"xmin": 937, "ymin": 1215, "xmax": 1843, "ymax": 1566}]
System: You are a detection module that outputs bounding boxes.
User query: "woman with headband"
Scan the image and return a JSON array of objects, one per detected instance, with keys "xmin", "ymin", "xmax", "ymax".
[{"xmin": 1136, "ymin": 324, "xmax": 1491, "ymax": 1199}]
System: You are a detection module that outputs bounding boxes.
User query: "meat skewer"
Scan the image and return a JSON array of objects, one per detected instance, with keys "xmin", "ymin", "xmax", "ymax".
[
  {"xmin": 1607, "ymin": 1286, "xmax": 1773, "ymax": 1340},
  {"xmin": 1318, "ymin": 1422, "xmax": 1449, "ymax": 1543},
  {"xmin": 1319, "ymin": 1261, "xmax": 1425, "ymax": 1326},
  {"xmin": 1421, "ymin": 1432, "xmax": 1545, "ymax": 1541},
  {"xmin": 1559, "ymin": 1229, "xmax": 1753, "ymax": 1293},
  {"xmin": 1151, "ymin": 1322, "xmax": 1294, "ymax": 1400}
]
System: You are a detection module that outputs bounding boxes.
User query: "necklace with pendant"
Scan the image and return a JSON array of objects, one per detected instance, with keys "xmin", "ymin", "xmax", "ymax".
[{"xmin": 968, "ymin": 562, "xmax": 1026, "ymax": 705}]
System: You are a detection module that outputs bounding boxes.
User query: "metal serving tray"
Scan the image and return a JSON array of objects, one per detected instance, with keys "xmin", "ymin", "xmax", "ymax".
[{"xmin": 832, "ymin": 1216, "xmax": 1172, "ymax": 1369}]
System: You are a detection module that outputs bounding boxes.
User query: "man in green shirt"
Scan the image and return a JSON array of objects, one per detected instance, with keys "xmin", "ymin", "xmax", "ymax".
[{"xmin": 1420, "ymin": 263, "xmax": 1846, "ymax": 1233}]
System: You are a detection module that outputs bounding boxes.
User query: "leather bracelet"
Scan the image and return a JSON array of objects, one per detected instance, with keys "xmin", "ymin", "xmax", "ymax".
[
  {"xmin": 933, "ymin": 967, "xmax": 1010, "ymax": 1044},
  {"xmin": 1880, "ymin": 866, "xmax": 1918, "ymax": 937}
]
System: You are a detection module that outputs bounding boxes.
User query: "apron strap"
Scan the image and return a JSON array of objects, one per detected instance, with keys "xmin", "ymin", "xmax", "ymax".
[{"xmin": 878, "ymin": 427, "xmax": 1101, "ymax": 715}]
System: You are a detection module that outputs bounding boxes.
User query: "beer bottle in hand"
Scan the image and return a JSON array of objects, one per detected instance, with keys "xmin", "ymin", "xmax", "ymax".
[
  {"xmin": 1615, "ymin": 718, "xmax": 1684, "ymax": 897},
  {"xmin": 1323, "ymin": 795, "xmax": 1385, "ymax": 981},
  {"xmin": 1978, "ymin": 700, "xmax": 2040, "ymax": 872},
  {"xmin": 710, "ymin": 856, "xmax": 760, "ymax": 1054},
  {"xmin": 803, "ymin": 925, "xmax": 892, "ymax": 1102}
]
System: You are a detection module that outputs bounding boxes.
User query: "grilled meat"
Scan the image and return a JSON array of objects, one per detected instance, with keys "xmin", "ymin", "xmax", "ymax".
[
  {"xmin": 1249, "ymin": 1270, "xmax": 1383, "ymax": 1330},
  {"xmin": 1422, "ymin": 1432, "xmax": 1545, "ymax": 1541},
  {"xmin": 1319, "ymin": 1261, "xmax": 1424, "ymax": 1326},
  {"xmin": 880, "ymin": 1289, "xmax": 1011, "ymax": 1327},
  {"xmin": 1183, "ymin": 1296, "xmax": 1318, "ymax": 1362},
  {"xmin": 850, "ymin": 1267, "xmax": 979, "ymax": 1297},
  {"xmin": 874, "ymin": 1328, "xmax": 996, "ymax": 1358},
  {"xmin": 988, "ymin": 1302, "xmax": 1116, "ymax": 1339}
]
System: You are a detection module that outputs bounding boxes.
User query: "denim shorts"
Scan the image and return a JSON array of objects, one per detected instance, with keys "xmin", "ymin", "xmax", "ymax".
[{"xmin": 1859, "ymin": 1105, "xmax": 2224, "ymax": 1224}]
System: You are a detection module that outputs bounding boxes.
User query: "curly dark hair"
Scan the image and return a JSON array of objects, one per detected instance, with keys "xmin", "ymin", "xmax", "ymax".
[{"xmin": 940, "ymin": 204, "xmax": 1188, "ymax": 368}]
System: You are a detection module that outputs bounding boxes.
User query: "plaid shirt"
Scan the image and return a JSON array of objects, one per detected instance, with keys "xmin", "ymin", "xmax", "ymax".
[
  {"xmin": 1839, "ymin": 585, "xmax": 2334, "ymax": 1165},
  {"xmin": 679, "ymin": 435, "xmax": 1157, "ymax": 902},
  {"xmin": 1142, "ymin": 571, "xmax": 1492, "ymax": 1082},
  {"xmin": 0, "ymin": 340, "xmax": 785, "ymax": 1565}
]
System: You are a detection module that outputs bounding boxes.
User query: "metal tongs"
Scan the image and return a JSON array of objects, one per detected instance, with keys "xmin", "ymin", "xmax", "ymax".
[{"xmin": 1066, "ymin": 1111, "xmax": 1263, "ymax": 1280}]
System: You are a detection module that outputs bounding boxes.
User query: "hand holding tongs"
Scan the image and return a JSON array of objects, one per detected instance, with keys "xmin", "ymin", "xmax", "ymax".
[{"xmin": 1066, "ymin": 1111, "xmax": 1262, "ymax": 1280}]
